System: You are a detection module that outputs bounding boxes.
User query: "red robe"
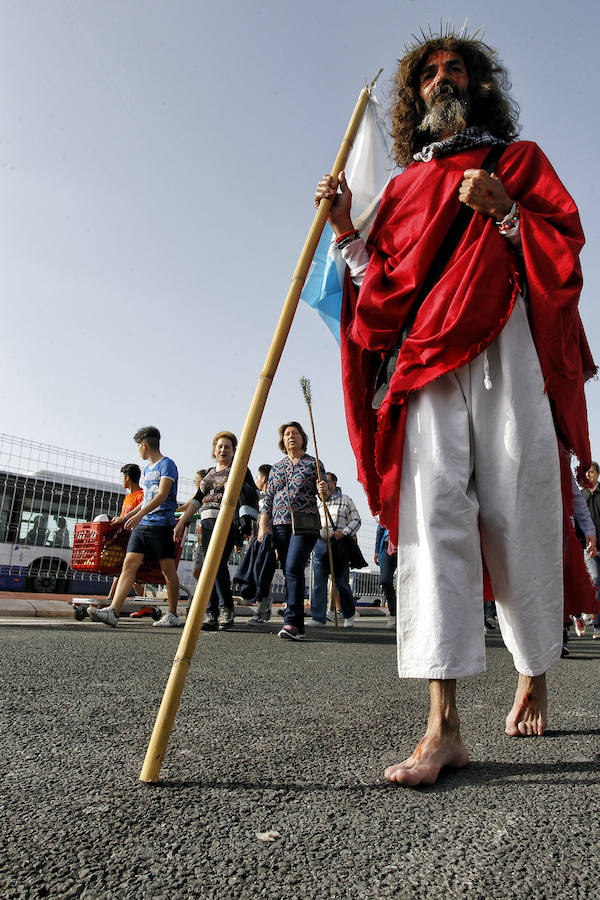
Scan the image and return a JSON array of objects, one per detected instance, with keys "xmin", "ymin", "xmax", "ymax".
[{"xmin": 340, "ymin": 141, "xmax": 597, "ymax": 616}]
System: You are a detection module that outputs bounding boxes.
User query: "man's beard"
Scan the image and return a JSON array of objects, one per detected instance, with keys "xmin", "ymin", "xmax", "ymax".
[{"xmin": 417, "ymin": 82, "xmax": 470, "ymax": 139}]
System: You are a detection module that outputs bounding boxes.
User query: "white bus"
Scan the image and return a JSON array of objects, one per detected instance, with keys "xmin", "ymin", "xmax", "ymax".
[{"xmin": 0, "ymin": 434, "xmax": 199, "ymax": 596}]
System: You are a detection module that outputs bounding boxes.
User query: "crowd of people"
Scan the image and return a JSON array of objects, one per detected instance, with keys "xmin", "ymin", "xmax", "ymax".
[
  {"xmin": 85, "ymin": 420, "xmax": 600, "ymax": 648},
  {"xmin": 567, "ymin": 462, "xmax": 600, "ymax": 647},
  {"xmin": 87, "ymin": 422, "xmax": 371, "ymax": 636}
]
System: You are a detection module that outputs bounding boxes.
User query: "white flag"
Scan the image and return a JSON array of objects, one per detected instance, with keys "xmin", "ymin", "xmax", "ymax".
[{"xmin": 301, "ymin": 94, "xmax": 396, "ymax": 343}]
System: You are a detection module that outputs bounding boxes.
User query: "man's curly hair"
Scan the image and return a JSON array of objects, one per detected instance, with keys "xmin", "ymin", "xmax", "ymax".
[{"xmin": 390, "ymin": 35, "xmax": 520, "ymax": 167}]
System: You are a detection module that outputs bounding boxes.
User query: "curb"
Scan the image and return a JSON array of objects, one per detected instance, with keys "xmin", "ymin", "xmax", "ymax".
[
  {"xmin": 0, "ymin": 593, "xmax": 391, "ymax": 621},
  {"xmin": 0, "ymin": 597, "xmax": 74, "ymax": 618}
]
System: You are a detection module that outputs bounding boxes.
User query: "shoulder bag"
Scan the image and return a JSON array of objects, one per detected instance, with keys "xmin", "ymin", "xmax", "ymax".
[
  {"xmin": 284, "ymin": 468, "xmax": 321, "ymax": 536},
  {"xmin": 324, "ymin": 503, "xmax": 368, "ymax": 572}
]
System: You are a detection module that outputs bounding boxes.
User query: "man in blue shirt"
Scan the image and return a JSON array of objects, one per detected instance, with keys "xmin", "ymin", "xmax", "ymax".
[{"xmin": 88, "ymin": 426, "xmax": 182, "ymax": 628}]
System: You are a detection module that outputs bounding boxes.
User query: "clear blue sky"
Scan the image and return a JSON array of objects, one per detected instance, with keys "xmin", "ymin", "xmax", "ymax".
[{"xmin": 2, "ymin": 0, "xmax": 599, "ymax": 533}]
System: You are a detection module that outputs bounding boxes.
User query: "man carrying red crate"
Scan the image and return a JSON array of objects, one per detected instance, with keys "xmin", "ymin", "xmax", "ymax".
[{"xmin": 88, "ymin": 426, "xmax": 182, "ymax": 628}]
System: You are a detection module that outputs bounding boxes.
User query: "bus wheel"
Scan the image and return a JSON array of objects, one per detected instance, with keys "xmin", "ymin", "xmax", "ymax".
[
  {"xmin": 27, "ymin": 573, "xmax": 58, "ymax": 592},
  {"xmin": 26, "ymin": 559, "xmax": 69, "ymax": 593}
]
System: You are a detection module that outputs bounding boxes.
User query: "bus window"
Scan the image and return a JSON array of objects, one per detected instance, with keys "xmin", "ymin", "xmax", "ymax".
[
  {"xmin": 49, "ymin": 516, "xmax": 71, "ymax": 549},
  {"xmin": 23, "ymin": 514, "xmax": 50, "ymax": 546}
]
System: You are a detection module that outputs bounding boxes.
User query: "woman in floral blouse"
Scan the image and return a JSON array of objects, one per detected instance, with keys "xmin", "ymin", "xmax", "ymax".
[{"xmin": 258, "ymin": 421, "xmax": 328, "ymax": 641}]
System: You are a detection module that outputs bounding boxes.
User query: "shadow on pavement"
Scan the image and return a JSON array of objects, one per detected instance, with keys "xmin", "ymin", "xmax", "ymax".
[
  {"xmin": 559, "ymin": 653, "xmax": 600, "ymax": 661},
  {"xmin": 545, "ymin": 727, "xmax": 600, "ymax": 738},
  {"xmin": 217, "ymin": 623, "xmax": 397, "ymax": 645}
]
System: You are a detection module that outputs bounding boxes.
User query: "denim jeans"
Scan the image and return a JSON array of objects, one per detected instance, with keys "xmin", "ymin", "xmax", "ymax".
[
  {"xmin": 201, "ymin": 518, "xmax": 236, "ymax": 616},
  {"xmin": 272, "ymin": 525, "xmax": 316, "ymax": 631},
  {"xmin": 311, "ymin": 539, "xmax": 356, "ymax": 621},
  {"xmin": 379, "ymin": 541, "xmax": 397, "ymax": 615}
]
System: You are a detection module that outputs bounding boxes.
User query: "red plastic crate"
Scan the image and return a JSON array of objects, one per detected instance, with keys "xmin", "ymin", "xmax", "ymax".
[{"xmin": 71, "ymin": 521, "xmax": 182, "ymax": 585}]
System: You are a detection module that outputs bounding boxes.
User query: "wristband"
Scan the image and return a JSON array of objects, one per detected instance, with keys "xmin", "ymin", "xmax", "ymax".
[
  {"xmin": 336, "ymin": 231, "xmax": 361, "ymax": 250},
  {"xmin": 335, "ymin": 228, "xmax": 359, "ymax": 243}
]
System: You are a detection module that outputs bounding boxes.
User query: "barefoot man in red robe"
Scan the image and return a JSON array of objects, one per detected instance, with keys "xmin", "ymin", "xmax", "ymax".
[{"xmin": 315, "ymin": 30, "xmax": 596, "ymax": 787}]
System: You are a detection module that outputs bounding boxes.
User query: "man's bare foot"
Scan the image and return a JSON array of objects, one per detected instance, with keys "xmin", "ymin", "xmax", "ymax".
[
  {"xmin": 384, "ymin": 732, "xmax": 470, "ymax": 787},
  {"xmin": 505, "ymin": 673, "xmax": 547, "ymax": 736}
]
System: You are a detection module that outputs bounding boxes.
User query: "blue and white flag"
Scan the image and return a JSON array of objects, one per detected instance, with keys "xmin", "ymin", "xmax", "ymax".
[{"xmin": 301, "ymin": 94, "xmax": 396, "ymax": 343}]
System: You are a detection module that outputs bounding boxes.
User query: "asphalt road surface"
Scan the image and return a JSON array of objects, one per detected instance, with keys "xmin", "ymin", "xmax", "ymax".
[{"xmin": 1, "ymin": 617, "xmax": 599, "ymax": 899}]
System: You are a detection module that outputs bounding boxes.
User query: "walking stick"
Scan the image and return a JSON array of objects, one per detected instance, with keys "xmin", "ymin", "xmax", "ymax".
[
  {"xmin": 139, "ymin": 71, "xmax": 382, "ymax": 784},
  {"xmin": 300, "ymin": 377, "xmax": 340, "ymax": 628}
]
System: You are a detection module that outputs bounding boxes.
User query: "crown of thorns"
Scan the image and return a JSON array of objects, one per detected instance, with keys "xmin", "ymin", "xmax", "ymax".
[{"xmin": 403, "ymin": 20, "xmax": 490, "ymax": 56}]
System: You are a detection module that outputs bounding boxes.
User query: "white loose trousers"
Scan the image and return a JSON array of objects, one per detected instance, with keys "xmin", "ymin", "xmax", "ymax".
[{"xmin": 396, "ymin": 297, "xmax": 563, "ymax": 679}]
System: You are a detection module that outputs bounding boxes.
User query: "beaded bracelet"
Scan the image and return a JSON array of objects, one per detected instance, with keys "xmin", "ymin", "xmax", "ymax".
[{"xmin": 496, "ymin": 202, "xmax": 520, "ymax": 235}]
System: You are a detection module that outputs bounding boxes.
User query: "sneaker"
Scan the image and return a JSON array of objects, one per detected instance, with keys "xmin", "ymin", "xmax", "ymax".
[
  {"xmin": 153, "ymin": 612, "xmax": 182, "ymax": 628},
  {"xmin": 248, "ymin": 615, "xmax": 267, "ymax": 626},
  {"xmin": 305, "ymin": 618, "xmax": 326, "ymax": 627},
  {"xmin": 218, "ymin": 607, "xmax": 235, "ymax": 630},
  {"xmin": 593, "ymin": 630, "xmax": 600, "ymax": 640},
  {"xmin": 202, "ymin": 611, "xmax": 218, "ymax": 631},
  {"xmin": 561, "ymin": 643, "xmax": 570, "ymax": 658},
  {"xmin": 386, "ymin": 615, "xmax": 396, "ymax": 629},
  {"xmin": 131, "ymin": 606, "xmax": 154, "ymax": 618},
  {"xmin": 88, "ymin": 606, "xmax": 119, "ymax": 628},
  {"xmin": 343, "ymin": 616, "xmax": 355, "ymax": 628},
  {"xmin": 252, "ymin": 612, "xmax": 272, "ymax": 622},
  {"xmin": 277, "ymin": 625, "xmax": 305, "ymax": 641},
  {"xmin": 484, "ymin": 616, "xmax": 496, "ymax": 630},
  {"xmin": 572, "ymin": 616, "xmax": 586, "ymax": 637},
  {"xmin": 325, "ymin": 610, "xmax": 337, "ymax": 622},
  {"xmin": 253, "ymin": 600, "xmax": 272, "ymax": 622}
]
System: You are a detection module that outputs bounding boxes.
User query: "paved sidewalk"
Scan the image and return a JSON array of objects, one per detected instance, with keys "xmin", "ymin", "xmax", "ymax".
[{"xmin": 0, "ymin": 619, "xmax": 598, "ymax": 899}]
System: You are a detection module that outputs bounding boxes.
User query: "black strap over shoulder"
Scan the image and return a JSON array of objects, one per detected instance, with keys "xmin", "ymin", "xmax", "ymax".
[{"xmin": 371, "ymin": 142, "xmax": 506, "ymax": 410}]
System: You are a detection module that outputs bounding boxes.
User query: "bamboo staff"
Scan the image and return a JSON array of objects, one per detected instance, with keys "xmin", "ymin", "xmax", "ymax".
[
  {"xmin": 139, "ymin": 72, "xmax": 381, "ymax": 784},
  {"xmin": 300, "ymin": 377, "xmax": 340, "ymax": 628}
]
